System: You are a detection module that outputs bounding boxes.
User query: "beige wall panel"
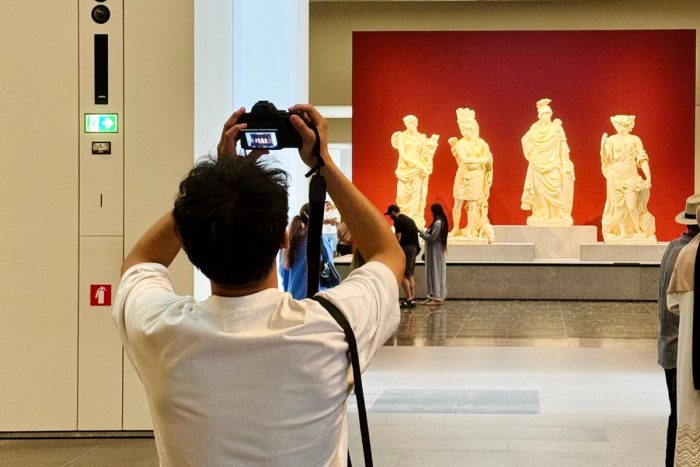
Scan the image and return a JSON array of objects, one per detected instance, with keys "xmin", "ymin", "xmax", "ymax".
[
  {"xmin": 79, "ymin": 0, "xmax": 125, "ymax": 236},
  {"xmin": 78, "ymin": 236, "xmax": 123, "ymax": 429},
  {"xmin": 122, "ymin": 0, "xmax": 195, "ymax": 428},
  {"xmin": 327, "ymin": 118, "xmax": 352, "ymax": 143},
  {"xmin": 0, "ymin": 3, "xmax": 79, "ymax": 430},
  {"xmin": 80, "ymin": 143, "xmax": 124, "ymax": 235}
]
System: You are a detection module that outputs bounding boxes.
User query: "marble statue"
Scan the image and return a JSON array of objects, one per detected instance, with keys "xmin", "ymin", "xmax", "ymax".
[
  {"xmin": 448, "ymin": 108, "xmax": 494, "ymax": 243},
  {"xmin": 600, "ymin": 115, "xmax": 656, "ymax": 243},
  {"xmin": 520, "ymin": 99, "xmax": 575, "ymax": 226},
  {"xmin": 391, "ymin": 115, "xmax": 439, "ymax": 229}
]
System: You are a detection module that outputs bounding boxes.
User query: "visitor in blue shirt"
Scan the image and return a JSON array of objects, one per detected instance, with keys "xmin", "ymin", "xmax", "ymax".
[{"xmin": 280, "ymin": 203, "xmax": 335, "ymax": 299}]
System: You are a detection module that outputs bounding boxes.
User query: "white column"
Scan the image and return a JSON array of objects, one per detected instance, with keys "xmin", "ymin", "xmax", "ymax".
[
  {"xmin": 194, "ymin": 0, "xmax": 309, "ymax": 299},
  {"xmin": 195, "ymin": 0, "xmax": 234, "ymax": 158},
  {"xmin": 194, "ymin": 0, "xmax": 235, "ymax": 299},
  {"xmin": 233, "ymin": 0, "xmax": 310, "ymax": 216}
]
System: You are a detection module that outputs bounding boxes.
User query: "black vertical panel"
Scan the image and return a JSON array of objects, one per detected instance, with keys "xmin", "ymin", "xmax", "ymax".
[{"xmin": 94, "ymin": 34, "xmax": 108, "ymax": 105}]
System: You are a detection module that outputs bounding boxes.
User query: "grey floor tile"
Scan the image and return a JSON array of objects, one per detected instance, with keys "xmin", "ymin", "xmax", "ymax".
[
  {"xmin": 63, "ymin": 439, "xmax": 158, "ymax": 467},
  {"xmin": 509, "ymin": 425, "xmax": 608, "ymax": 442},
  {"xmin": 395, "ymin": 449, "xmax": 509, "ymax": 467},
  {"xmin": 454, "ymin": 390, "xmax": 540, "ymax": 414},
  {"xmin": 0, "ymin": 439, "xmax": 100, "ymax": 467},
  {"xmin": 371, "ymin": 389, "xmax": 461, "ymax": 413},
  {"xmin": 387, "ymin": 299, "xmax": 660, "ymax": 346}
]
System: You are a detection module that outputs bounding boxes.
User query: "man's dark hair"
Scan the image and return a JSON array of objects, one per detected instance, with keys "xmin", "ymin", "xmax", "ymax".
[{"xmin": 173, "ymin": 155, "xmax": 289, "ymax": 286}]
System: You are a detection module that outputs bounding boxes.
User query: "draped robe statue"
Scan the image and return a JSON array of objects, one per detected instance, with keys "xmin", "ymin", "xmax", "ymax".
[
  {"xmin": 391, "ymin": 115, "xmax": 439, "ymax": 229},
  {"xmin": 600, "ymin": 115, "xmax": 656, "ymax": 243},
  {"xmin": 448, "ymin": 108, "xmax": 494, "ymax": 242},
  {"xmin": 521, "ymin": 99, "xmax": 575, "ymax": 226}
]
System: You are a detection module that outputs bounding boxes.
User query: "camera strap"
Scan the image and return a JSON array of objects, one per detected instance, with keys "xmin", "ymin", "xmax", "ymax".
[
  {"xmin": 304, "ymin": 125, "xmax": 325, "ymax": 177},
  {"xmin": 303, "ymin": 124, "xmax": 373, "ymax": 466},
  {"xmin": 306, "ymin": 173, "xmax": 326, "ymax": 298},
  {"xmin": 306, "ymin": 123, "xmax": 326, "ymax": 297},
  {"xmin": 313, "ymin": 295, "xmax": 374, "ymax": 467}
]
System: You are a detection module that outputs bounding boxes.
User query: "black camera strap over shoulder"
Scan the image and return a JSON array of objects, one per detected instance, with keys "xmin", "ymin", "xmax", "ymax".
[
  {"xmin": 305, "ymin": 180, "xmax": 325, "ymax": 298},
  {"xmin": 306, "ymin": 124, "xmax": 326, "ymax": 298},
  {"xmin": 313, "ymin": 295, "xmax": 373, "ymax": 467},
  {"xmin": 305, "ymin": 125, "xmax": 372, "ymax": 466},
  {"xmin": 304, "ymin": 125, "xmax": 324, "ymax": 178}
]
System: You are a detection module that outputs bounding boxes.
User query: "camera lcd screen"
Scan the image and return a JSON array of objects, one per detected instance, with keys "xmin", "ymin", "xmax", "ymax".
[{"xmin": 242, "ymin": 130, "xmax": 278, "ymax": 149}]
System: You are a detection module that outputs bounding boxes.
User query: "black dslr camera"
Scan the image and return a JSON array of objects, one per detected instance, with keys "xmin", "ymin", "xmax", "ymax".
[{"xmin": 238, "ymin": 101, "xmax": 310, "ymax": 150}]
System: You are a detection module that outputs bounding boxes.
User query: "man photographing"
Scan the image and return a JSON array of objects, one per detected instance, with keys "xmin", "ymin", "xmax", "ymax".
[{"xmin": 113, "ymin": 104, "xmax": 404, "ymax": 466}]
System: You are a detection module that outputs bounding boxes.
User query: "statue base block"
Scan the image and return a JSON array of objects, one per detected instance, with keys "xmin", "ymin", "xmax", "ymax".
[
  {"xmin": 493, "ymin": 225, "xmax": 597, "ymax": 259},
  {"xmin": 526, "ymin": 217, "xmax": 574, "ymax": 227},
  {"xmin": 448, "ymin": 236, "xmax": 489, "ymax": 245},
  {"xmin": 603, "ymin": 236, "xmax": 658, "ymax": 245},
  {"xmin": 579, "ymin": 242, "xmax": 668, "ymax": 262},
  {"xmin": 445, "ymin": 243, "xmax": 535, "ymax": 262}
]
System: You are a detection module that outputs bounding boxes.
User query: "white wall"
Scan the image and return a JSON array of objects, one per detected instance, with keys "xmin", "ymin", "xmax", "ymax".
[{"xmin": 193, "ymin": 0, "xmax": 311, "ymax": 299}]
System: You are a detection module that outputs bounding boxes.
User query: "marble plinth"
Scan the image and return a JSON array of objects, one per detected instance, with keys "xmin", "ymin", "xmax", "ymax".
[
  {"xmin": 525, "ymin": 217, "xmax": 573, "ymax": 227},
  {"xmin": 603, "ymin": 236, "xmax": 658, "ymax": 245},
  {"xmin": 493, "ymin": 225, "xmax": 597, "ymax": 259},
  {"xmin": 579, "ymin": 242, "xmax": 669, "ymax": 263},
  {"xmin": 445, "ymin": 243, "xmax": 534, "ymax": 262},
  {"xmin": 447, "ymin": 236, "xmax": 489, "ymax": 245},
  {"xmin": 334, "ymin": 262, "xmax": 659, "ymax": 300}
]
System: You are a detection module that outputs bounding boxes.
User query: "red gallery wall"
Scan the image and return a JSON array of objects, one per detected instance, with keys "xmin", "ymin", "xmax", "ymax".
[{"xmin": 352, "ymin": 30, "xmax": 695, "ymax": 241}]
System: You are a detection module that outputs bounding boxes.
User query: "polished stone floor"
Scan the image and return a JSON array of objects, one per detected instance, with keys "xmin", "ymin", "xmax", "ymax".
[
  {"xmin": 1, "ymin": 300, "xmax": 666, "ymax": 466},
  {"xmin": 387, "ymin": 299, "xmax": 659, "ymax": 348}
]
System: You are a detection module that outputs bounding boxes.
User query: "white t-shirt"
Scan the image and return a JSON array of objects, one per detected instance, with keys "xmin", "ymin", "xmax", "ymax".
[
  {"xmin": 113, "ymin": 261, "xmax": 399, "ymax": 467},
  {"xmin": 323, "ymin": 208, "xmax": 340, "ymax": 236}
]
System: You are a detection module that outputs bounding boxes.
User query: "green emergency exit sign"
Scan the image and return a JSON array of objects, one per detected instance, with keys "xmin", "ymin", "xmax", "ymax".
[{"xmin": 85, "ymin": 114, "xmax": 118, "ymax": 133}]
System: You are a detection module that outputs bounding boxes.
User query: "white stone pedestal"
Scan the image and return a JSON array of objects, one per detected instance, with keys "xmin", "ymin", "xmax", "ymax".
[
  {"xmin": 493, "ymin": 225, "xmax": 598, "ymax": 259},
  {"xmin": 445, "ymin": 243, "xmax": 535, "ymax": 262},
  {"xmin": 579, "ymin": 242, "xmax": 669, "ymax": 262},
  {"xmin": 448, "ymin": 236, "xmax": 489, "ymax": 245}
]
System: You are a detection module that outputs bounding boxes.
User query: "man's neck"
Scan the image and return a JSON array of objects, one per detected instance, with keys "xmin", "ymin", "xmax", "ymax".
[{"xmin": 210, "ymin": 266, "xmax": 278, "ymax": 297}]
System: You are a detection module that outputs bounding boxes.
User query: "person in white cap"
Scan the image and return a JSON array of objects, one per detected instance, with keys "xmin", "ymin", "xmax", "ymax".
[{"xmin": 658, "ymin": 193, "xmax": 700, "ymax": 467}]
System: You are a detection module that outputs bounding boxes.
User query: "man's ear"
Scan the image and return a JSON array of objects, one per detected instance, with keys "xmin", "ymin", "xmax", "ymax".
[{"xmin": 281, "ymin": 230, "xmax": 290, "ymax": 249}]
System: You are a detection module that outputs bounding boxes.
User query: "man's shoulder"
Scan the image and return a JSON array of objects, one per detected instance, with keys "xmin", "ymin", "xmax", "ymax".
[
  {"xmin": 662, "ymin": 234, "xmax": 696, "ymax": 263},
  {"xmin": 668, "ymin": 235, "xmax": 693, "ymax": 250},
  {"xmin": 333, "ymin": 262, "xmax": 395, "ymax": 290},
  {"xmin": 399, "ymin": 214, "xmax": 418, "ymax": 229}
]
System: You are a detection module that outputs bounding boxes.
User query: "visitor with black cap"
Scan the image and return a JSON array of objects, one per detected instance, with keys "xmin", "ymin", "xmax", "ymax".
[{"xmin": 385, "ymin": 204, "xmax": 420, "ymax": 308}]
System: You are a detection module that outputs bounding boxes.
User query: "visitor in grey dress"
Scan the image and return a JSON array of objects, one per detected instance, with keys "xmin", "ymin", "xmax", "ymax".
[{"xmin": 420, "ymin": 203, "xmax": 448, "ymax": 305}]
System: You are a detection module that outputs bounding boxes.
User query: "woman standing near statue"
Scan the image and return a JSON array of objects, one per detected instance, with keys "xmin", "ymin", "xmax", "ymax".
[
  {"xmin": 520, "ymin": 98, "xmax": 575, "ymax": 226},
  {"xmin": 419, "ymin": 203, "xmax": 448, "ymax": 306},
  {"xmin": 448, "ymin": 107, "xmax": 494, "ymax": 242},
  {"xmin": 600, "ymin": 115, "xmax": 656, "ymax": 243}
]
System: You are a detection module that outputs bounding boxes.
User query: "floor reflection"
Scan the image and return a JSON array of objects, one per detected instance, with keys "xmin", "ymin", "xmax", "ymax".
[{"xmin": 385, "ymin": 300, "xmax": 658, "ymax": 348}]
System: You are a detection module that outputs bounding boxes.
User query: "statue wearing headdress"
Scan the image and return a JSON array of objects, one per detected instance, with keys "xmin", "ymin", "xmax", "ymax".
[
  {"xmin": 520, "ymin": 98, "xmax": 575, "ymax": 226},
  {"xmin": 448, "ymin": 108, "xmax": 494, "ymax": 242},
  {"xmin": 600, "ymin": 115, "xmax": 656, "ymax": 243},
  {"xmin": 392, "ymin": 115, "xmax": 439, "ymax": 229}
]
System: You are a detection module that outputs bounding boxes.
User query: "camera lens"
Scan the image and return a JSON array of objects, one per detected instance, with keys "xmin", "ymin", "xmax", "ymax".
[{"xmin": 92, "ymin": 5, "xmax": 110, "ymax": 24}]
